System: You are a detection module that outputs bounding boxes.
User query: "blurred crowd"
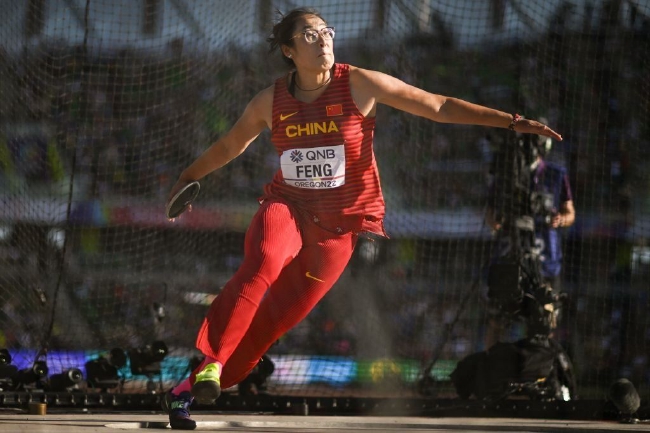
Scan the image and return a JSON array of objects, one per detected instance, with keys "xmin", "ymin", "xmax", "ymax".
[{"xmin": 0, "ymin": 39, "xmax": 276, "ymax": 202}]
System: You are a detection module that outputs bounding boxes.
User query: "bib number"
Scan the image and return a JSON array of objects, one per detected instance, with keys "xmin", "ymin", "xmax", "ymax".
[{"xmin": 280, "ymin": 144, "xmax": 345, "ymax": 189}]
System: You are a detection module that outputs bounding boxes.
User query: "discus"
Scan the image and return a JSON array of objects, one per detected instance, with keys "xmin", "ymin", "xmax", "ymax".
[{"xmin": 165, "ymin": 181, "xmax": 200, "ymax": 219}]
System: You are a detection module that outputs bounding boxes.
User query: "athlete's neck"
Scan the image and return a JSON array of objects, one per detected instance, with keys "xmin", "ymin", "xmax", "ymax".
[
  {"xmin": 289, "ymin": 68, "xmax": 333, "ymax": 101},
  {"xmin": 294, "ymin": 71, "xmax": 331, "ymax": 92}
]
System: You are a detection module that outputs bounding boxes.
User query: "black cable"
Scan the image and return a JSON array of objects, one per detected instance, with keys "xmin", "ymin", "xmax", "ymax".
[{"xmin": 418, "ymin": 204, "xmax": 492, "ymax": 381}]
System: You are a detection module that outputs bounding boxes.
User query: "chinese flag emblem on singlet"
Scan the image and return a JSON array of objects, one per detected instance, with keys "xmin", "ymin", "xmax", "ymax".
[{"xmin": 326, "ymin": 104, "xmax": 343, "ymax": 116}]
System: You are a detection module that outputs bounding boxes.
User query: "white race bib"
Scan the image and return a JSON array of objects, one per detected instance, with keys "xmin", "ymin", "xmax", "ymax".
[{"xmin": 280, "ymin": 144, "xmax": 345, "ymax": 189}]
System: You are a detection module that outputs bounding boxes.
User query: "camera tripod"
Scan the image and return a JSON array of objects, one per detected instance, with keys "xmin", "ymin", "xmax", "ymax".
[{"xmin": 483, "ymin": 214, "xmax": 577, "ymax": 401}]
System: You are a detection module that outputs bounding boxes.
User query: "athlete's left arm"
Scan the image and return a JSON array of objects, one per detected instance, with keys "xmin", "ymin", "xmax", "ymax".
[{"xmin": 351, "ymin": 67, "xmax": 562, "ymax": 141}]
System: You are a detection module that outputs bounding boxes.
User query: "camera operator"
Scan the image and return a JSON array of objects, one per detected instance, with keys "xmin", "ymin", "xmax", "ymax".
[{"xmin": 484, "ymin": 131, "xmax": 575, "ymax": 346}]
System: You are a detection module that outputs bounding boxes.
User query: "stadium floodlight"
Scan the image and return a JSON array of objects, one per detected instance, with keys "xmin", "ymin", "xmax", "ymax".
[
  {"xmin": 85, "ymin": 348, "xmax": 127, "ymax": 392},
  {"xmin": 128, "ymin": 340, "xmax": 168, "ymax": 393},
  {"xmin": 48, "ymin": 368, "xmax": 83, "ymax": 392}
]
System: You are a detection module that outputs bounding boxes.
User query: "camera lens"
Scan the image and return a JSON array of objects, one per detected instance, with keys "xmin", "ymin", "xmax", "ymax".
[{"xmin": 0, "ymin": 349, "xmax": 11, "ymax": 366}]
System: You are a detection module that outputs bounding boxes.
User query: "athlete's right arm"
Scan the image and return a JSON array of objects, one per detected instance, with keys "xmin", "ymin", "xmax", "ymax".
[{"xmin": 176, "ymin": 86, "xmax": 274, "ymax": 183}]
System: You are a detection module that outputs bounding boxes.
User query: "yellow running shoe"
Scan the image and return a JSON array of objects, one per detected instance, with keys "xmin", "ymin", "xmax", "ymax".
[{"xmin": 191, "ymin": 363, "xmax": 221, "ymax": 404}]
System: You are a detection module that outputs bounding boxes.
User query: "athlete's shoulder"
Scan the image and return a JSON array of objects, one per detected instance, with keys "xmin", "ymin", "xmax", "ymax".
[
  {"xmin": 348, "ymin": 64, "xmax": 381, "ymax": 80},
  {"xmin": 349, "ymin": 65, "xmax": 410, "ymax": 93},
  {"xmin": 241, "ymin": 84, "xmax": 275, "ymax": 129},
  {"xmin": 249, "ymin": 84, "xmax": 274, "ymax": 109},
  {"xmin": 349, "ymin": 65, "xmax": 387, "ymax": 90}
]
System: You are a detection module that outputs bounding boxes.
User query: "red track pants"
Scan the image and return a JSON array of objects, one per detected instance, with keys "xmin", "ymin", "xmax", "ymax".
[{"xmin": 194, "ymin": 199, "xmax": 356, "ymax": 389}]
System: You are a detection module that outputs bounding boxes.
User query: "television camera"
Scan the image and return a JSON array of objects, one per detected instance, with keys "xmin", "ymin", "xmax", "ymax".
[{"xmin": 486, "ymin": 132, "xmax": 562, "ymax": 338}]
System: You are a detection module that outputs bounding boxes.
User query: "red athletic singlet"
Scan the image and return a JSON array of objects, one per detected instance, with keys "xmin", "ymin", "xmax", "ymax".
[{"xmin": 263, "ymin": 63, "xmax": 386, "ymax": 236}]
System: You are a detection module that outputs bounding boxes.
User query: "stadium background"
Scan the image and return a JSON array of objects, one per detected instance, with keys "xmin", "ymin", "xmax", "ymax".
[{"xmin": 0, "ymin": 0, "xmax": 648, "ymax": 404}]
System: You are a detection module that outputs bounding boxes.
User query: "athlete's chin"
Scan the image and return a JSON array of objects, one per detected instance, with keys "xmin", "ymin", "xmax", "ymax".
[{"xmin": 319, "ymin": 57, "xmax": 335, "ymax": 70}]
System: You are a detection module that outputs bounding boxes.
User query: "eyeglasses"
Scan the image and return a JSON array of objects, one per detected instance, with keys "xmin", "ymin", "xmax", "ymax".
[{"xmin": 290, "ymin": 26, "xmax": 335, "ymax": 44}]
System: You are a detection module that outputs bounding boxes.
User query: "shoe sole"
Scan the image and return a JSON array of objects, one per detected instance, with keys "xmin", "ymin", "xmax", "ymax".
[
  {"xmin": 169, "ymin": 417, "xmax": 197, "ymax": 430},
  {"xmin": 191, "ymin": 380, "xmax": 221, "ymax": 405}
]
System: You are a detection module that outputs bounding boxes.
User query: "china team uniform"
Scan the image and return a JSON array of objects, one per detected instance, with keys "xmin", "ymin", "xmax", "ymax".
[{"xmin": 195, "ymin": 63, "xmax": 387, "ymax": 388}]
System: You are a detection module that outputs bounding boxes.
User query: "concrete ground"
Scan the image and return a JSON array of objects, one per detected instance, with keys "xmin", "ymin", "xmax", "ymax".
[{"xmin": 0, "ymin": 411, "xmax": 648, "ymax": 433}]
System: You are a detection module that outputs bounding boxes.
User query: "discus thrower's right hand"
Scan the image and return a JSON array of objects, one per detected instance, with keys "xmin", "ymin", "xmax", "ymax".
[
  {"xmin": 166, "ymin": 178, "xmax": 191, "ymax": 203},
  {"xmin": 513, "ymin": 118, "xmax": 563, "ymax": 141},
  {"xmin": 166, "ymin": 178, "xmax": 194, "ymax": 221}
]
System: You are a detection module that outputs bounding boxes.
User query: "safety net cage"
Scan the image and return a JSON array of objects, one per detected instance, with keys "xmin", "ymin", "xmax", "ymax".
[{"xmin": 0, "ymin": 0, "xmax": 649, "ymax": 413}]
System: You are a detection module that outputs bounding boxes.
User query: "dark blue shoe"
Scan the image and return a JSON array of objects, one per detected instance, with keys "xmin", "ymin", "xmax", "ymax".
[{"xmin": 162, "ymin": 390, "xmax": 196, "ymax": 430}]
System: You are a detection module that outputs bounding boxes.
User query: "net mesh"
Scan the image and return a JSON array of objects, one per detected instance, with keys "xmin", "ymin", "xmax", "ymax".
[{"xmin": 0, "ymin": 0, "xmax": 649, "ymax": 400}]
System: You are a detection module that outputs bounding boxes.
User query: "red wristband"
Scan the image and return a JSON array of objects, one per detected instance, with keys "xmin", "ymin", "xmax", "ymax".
[{"xmin": 508, "ymin": 113, "xmax": 522, "ymax": 131}]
